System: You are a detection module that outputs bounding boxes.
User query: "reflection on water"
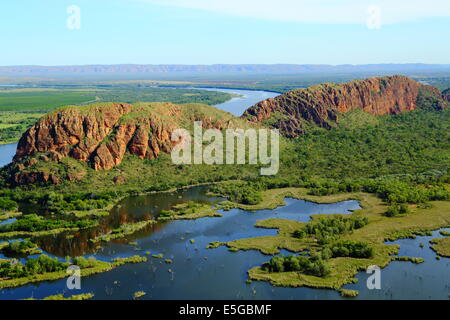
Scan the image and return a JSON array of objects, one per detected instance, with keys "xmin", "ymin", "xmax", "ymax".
[
  {"xmin": 34, "ymin": 186, "xmax": 225, "ymax": 257},
  {"xmin": 0, "ymin": 186, "xmax": 375, "ymax": 300},
  {"xmin": 1, "ymin": 187, "xmax": 449, "ymax": 300}
]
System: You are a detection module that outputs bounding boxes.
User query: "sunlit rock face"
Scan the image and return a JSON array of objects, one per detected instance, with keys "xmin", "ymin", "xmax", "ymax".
[{"xmin": 242, "ymin": 75, "xmax": 447, "ymax": 137}]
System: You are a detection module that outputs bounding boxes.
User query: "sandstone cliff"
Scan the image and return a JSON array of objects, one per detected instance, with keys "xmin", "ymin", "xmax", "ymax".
[
  {"xmin": 12, "ymin": 102, "xmax": 242, "ymax": 185},
  {"xmin": 242, "ymin": 75, "xmax": 447, "ymax": 137}
]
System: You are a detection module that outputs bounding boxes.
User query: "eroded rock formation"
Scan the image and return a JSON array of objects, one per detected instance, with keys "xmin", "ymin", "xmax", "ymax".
[{"xmin": 242, "ymin": 75, "xmax": 447, "ymax": 137}]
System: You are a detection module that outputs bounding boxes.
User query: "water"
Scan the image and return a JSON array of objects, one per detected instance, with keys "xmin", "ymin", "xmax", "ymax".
[
  {"xmin": 0, "ymin": 143, "xmax": 17, "ymax": 167},
  {"xmin": 1, "ymin": 186, "xmax": 449, "ymax": 300},
  {"xmin": 0, "ymin": 186, "xmax": 363, "ymax": 300},
  {"xmin": 343, "ymin": 228, "xmax": 450, "ymax": 299},
  {"xmin": 196, "ymin": 87, "xmax": 280, "ymax": 116}
]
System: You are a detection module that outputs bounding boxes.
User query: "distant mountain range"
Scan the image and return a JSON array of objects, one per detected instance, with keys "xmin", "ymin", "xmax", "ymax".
[{"xmin": 1, "ymin": 64, "xmax": 450, "ymax": 76}]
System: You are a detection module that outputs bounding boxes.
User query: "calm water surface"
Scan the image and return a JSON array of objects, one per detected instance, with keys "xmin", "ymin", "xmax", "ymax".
[
  {"xmin": 0, "ymin": 88, "xmax": 278, "ymax": 166},
  {"xmin": 196, "ymin": 87, "xmax": 279, "ymax": 116},
  {"xmin": 1, "ymin": 186, "xmax": 448, "ymax": 300}
]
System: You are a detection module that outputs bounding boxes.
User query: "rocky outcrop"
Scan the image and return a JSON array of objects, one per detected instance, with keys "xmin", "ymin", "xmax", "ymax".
[
  {"xmin": 11, "ymin": 102, "xmax": 241, "ymax": 185},
  {"xmin": 10, "ymin": 76, "xmax": 447, "ymax": 186},
  {"xmin": 242, "ymin": 75, "xmax": 447, "ymax": 137},
  {"xmin": 15, "ymin": 103, "xmax": 133, "ymax": 162},
  {"xmin": 13, "ymin": 103, "xmax": 180, "ymax": 172}
]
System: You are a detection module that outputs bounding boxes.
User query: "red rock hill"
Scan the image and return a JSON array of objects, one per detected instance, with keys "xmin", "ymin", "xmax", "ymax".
[{"xmin": 242, "ymin": 75, "xmax": 447, "ymax": 137}]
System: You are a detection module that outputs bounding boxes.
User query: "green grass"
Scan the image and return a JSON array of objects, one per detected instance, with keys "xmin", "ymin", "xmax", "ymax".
[
  {"xmin": 0, "ymin": 91, "xmax": 96, "ymax": 112},
  {"xmin": 158, "ymin": 201, "xmax": 222, "ymax": 221},
  {"xmin": 90, "ymin": 220, "xmax": 156, "ymax": 243},
  {"xmin": 340, "ymin": 289, "xmax": 359, "ymax": 298},
  {"xmin": 25, "ymin": 293, "xmax": 94, "ymax": 300},
  {"xmin": 0, "ymin": 255, "xmax": 147, "ymax": 289},
  {"xmin": 430, "ymin": 237, "xmax": 450, "ymax": 257},
  {"xmin": 133, "ymin": 291, "xmax": 146, "ymax": 299}
]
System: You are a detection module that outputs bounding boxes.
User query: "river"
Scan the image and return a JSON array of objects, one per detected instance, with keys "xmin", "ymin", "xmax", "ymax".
[{"xmin": 192, "ymin": 87, "xmax": 279, "ymax": 116}]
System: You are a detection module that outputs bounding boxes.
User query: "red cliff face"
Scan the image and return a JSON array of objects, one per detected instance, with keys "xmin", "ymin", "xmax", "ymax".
[
  {"xmin": 11, "ymin": 102, "xmax": 239, "ymax": 185},
  {"xmin": 242, "ymin": 75, "xmax": 447, "ymax": 137},
  {"xmin": 13, "ymin": 103, "xmax": 181, "ymax": 172},
  {"xmin": 15, "ymin": 103, "xmax": 133, "ymax": 162}
]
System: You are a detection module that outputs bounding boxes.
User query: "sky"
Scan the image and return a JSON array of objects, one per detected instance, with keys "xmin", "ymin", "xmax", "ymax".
[{"xmin": 1, "ymin": 0, "xmax": 450, "ymax": 65}]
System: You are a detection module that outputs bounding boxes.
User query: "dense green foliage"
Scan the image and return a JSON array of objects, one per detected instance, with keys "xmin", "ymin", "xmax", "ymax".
[
  {"xmin": 1, "ymin": 239, "xmax": 39, "ymax": 255},
  {"xmin": 0, "ymin": 189, "xmax": 118, "ymax": 215},
  {"xmin": 0, "ymin": 255, "xmax": 69, "ymax": 278},
  {"xmin": 160, "ymin": 201, "xmax": 206, "ymax": 218},
  {"xmin": 0, "ymin": 214, "xmax": 96, "ymax": 233},
  {"xmin": 209, "ymin": 182, "xmax": 263, "ymax": 205},
  {"xmin": 293, "ymin": 216, "xmax": 369, "ymax": 244},
  {"xmin": 0, "ymin": 196, "xmax": 17, "ymax": 211},
  {"xmin": 288, "ymin": 109, "xmax": 449, "ymax": 180},
  {"xmin": 0, "ymin": 255, "xmax": 103, "ymax": 279},
  {"xmin": 262, "ymin": 254, "xmax": 330, "ymax": 277},
  {"xmin": 385, "ymin": 203, "xmax": 410, "ymax": 217},
  {"xmin": 325, "ymin": 241, "xmax": 374, "ymax": 259},
  {"xmin": 38, "ymin": 192, "xmax": 113, "ymax": 214}
]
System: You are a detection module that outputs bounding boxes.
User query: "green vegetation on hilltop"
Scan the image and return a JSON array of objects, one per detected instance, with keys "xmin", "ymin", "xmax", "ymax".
[{"xmin": 0, "ymin": 86, "xmax": 234, "ymax": 144}]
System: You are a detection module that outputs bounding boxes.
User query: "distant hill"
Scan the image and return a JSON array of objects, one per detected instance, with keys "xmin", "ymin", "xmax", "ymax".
[{"xmin": 1, "ymin": 64, "xmax": 450, "ymax": 79}]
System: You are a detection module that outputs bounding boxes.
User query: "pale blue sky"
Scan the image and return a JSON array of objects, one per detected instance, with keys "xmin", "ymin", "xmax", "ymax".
[{"xmin": 1, "ymin": 0, "xmax": 450, "ymax": 65}]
